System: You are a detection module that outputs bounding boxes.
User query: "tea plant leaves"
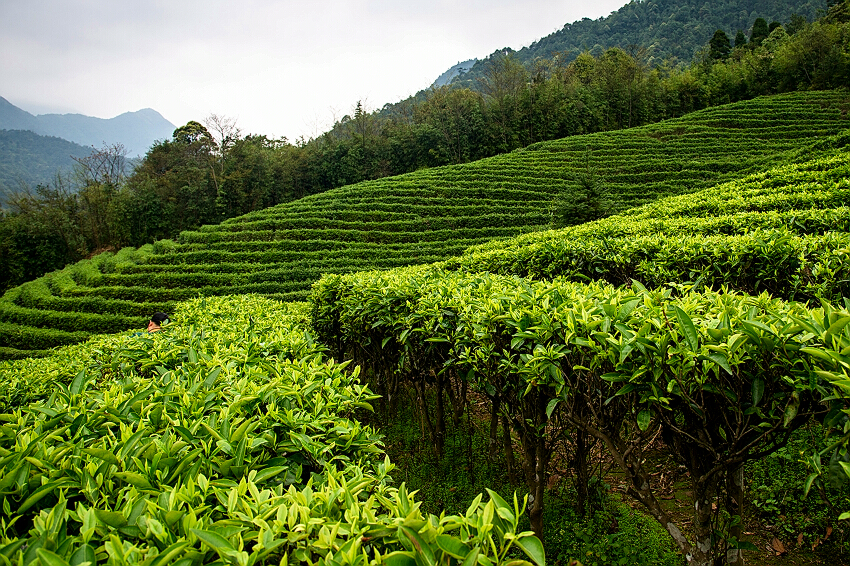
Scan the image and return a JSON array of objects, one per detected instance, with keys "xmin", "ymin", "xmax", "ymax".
[{"xmin": 0, "ymin": 296, "xmax": 539, "ymax": 566}]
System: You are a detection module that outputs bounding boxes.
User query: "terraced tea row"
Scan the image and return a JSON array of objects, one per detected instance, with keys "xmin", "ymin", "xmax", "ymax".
[
  {"xmin": 308, "ymin": 258, "xmax": 850, "ymax": 563},
  {"xmin": 1, "ymin": 91, "xmax": 849, "ymax": 358},
  {"xmin": 446, "ymin": 150, "xmax": 850, "ymax": 303}
]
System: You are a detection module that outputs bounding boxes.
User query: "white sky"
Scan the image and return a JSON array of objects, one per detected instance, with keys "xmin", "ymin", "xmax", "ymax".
[{"xmin": 1, "ymin": 1, "xmax": 629, "ymax": 141}]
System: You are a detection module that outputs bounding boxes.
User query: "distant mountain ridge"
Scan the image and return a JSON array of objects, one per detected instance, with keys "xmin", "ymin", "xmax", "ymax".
[{"xmin": 0, "ymin": 97, "xmax": 175, "ymax": 156}]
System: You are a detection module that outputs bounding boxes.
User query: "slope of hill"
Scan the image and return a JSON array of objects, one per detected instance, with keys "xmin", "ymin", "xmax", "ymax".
[
  {"xmin": 450, "ymin": 0, "xmax": 824, "ymax": 86},
  {"xmin": 445, "ymin": 147, "xmax": 850, "ymax": 303},
  {"xmin": 307, "ymin": 146, "xmax": 850, "ymax": 559},
  {"xmin": 0, "ymin": 96, "xmax": 175, "ymax": 156},
  {"xmin": 0, "ymin": 129, "xmax": 95, "ymax": 194},
  {"xmin": 432, "ymin": 59, "xmax": 477, "ymax": 87},
  {"xmin": 0, "ymin": 90, "xmax": 848, "ymax": 359},
  {"xmin": 4, "ymin": 117, "xmax": 850, "ymax": 566}
]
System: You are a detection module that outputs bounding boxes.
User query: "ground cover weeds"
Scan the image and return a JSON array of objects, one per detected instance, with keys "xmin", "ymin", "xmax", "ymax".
[
  {"xmin": 379, "ymin": 397, "xmax": 681, "ymax": 566},
  {"xmin": 746, "ymin": 424, "xmax": 850, "ymax": 555}
]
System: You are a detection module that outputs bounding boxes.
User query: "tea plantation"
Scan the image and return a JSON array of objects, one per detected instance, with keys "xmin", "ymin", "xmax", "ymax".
[
  {"xmin": 1, "ymin": 91, "xmax": 849, "ymax": 359},
  {"xmin": 2, "ymin": 90, "xmax": 850, "ymax": 565},
  {"xmin": 0, "ymin": 296, "xmax": 546, "ymax": 566}
]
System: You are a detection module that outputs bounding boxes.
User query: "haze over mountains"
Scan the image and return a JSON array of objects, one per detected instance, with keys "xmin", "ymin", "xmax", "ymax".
[
  {"xmin": 0, "ymin": 130, "xmax": 93, "ymax": 195},
  {"xmin": 0, "ymin": 96, "xmax": 175, "ymax": 157}
]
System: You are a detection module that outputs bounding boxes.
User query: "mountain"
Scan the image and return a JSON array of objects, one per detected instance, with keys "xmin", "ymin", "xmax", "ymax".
[
  {"xmin": 0, "ymin": 97, "xmax": 175, "ymax": 157},
  {"xmin": 0, "ymin": 130, "xmax": 94, "ymax": 197},
  {"xmin": 444, "ymin": 0, "xmax": 825, "ymax": 87},
  {"xmin": 431, "ymin": 59, "xmax": 477, "ymax": 88}
]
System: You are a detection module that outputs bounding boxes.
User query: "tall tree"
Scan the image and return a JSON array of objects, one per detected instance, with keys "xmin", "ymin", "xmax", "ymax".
[
  {"xmin": 751, "ymin": 17, "xmax": 770, "ymax": 45},
  {"xmin": 478, "ymin": 52, "xmax": 528, "ymax": 151},
  {"xmin": 709, "ymin": 29, "xmax": 733, "ymax": 59},
  {"xmin": 71, "ymin": 144, "xmax": 128, "ymax": 251}
]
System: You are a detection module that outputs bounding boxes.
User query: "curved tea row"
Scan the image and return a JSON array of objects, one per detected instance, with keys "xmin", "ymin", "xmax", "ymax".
[{"xmin": 1, "ymin": 90, "xmax": 849, "ymax": 358}]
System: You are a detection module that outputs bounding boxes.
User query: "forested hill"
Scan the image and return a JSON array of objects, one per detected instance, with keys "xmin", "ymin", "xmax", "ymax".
[
  {"xmin": 452, "ymin": 0, "xmax": 824, "ymax": 86},
  {"xmin": 0, "ymin": 130, "xmax": 95, "ymax": 196}
]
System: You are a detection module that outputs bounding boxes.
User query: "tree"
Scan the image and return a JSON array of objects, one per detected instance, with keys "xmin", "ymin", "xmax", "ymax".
[
  {"xmin": 478, "ymin": 52, "xmax": 528, "ymax": 151},
  {"xmin": 709, "ymin": 29, "xmax": 732, "ymax": 59},
  {"xmin": 172, "ymin": 120, "xmax": 214, "ymax": 146},
  {"xmin": 825, "ymin": 0, "xmax": 850, "ymax": 23},
  {"xmin": 750, "ymin": 17, "xmax": 770, "ymax": 46},
  {"xmin": 786, "ymin": 13, "xmax": 808, "ymax": 35},
  {"xmin": 550, "ymin": 148, "xmax": 611, "ymax": 228},
  {"xmin": 734, "ymin": 29, "xmax": 748, "ymax": 47},
  {"xmin": 71, "ymin": 144, "xmax": 128, "ymax": 250},
  {"xmin": 122, "ymin": 122, "xmax": 219, "ymax": 244},
  {"xmin": 0, "ymin": 177, "xmax": 84, "ymax": 291},
  {"xmin": 71, "ymin": 143, "xmax": 128, "ymax": 189},
  {"xmin": 204, "ymin": 114, "xmax": 241, "ymax": 156},
  {"xmin": 415, "ymin": 87, "xmax": 487, "ymax": 164},
  {"xmin": 203, "ymin": 114, "xmax": 244, "ymax": 209}
]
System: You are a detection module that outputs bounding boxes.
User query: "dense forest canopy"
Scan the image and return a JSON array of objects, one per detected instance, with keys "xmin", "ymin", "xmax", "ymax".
[{"xmin": 453, "ymin": 0, "xmax": 827, "ymax": 87}]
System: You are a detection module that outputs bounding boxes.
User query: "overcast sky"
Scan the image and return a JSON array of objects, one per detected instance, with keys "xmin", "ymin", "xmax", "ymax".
[{"xmin": 1, "ymin": 0, "xmax": 629, "ymax": 141}]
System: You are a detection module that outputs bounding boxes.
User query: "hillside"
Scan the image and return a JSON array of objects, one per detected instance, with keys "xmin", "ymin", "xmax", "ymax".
[
  {"xmin": 0, "ymin": 129, "xmax": 95, "ymax": 195},
  {"xmin": 450, "ymin": 0, "xmax": 825, "ymax": 87},
  {"xmin": 0, "ymin": 96, "xmax": 175, "ymax": 156},
  {"xmin": 445, "ymin": 147, "xmax": 850, "ymax": 302},
  {"xmin": 308, "ymin": 150, "xmax": 850, "ymax": 557},
  {"xmin": 432, "ymin": 59, "xmax": 477, "ymax": 87},
  {"xmin": 2, "ymin": 124, "xmax": 850, "ymax": 564},
  {"xmin": 0, "ymin": 90, "xmax": 848, "ymax": 360}
]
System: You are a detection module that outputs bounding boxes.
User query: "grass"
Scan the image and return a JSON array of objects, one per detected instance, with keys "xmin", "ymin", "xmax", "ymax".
[{"xmin": 745, "ymin": 424, "xmax": 850, "ymax": 561}]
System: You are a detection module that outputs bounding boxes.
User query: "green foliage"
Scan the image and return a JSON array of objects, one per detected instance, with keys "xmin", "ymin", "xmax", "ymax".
[
  {"xmin": 452, "ymin": 0, "xmax": 823, "ymax": 84},
  {"xmin": 6, "ymin": 7, "xmax": 850, "ymax": 292},
  {"xmin": 309, "ymin": 262, "xmax": 841, "ymax": 562},
  {"xmin": 751, "ymin": 17, "xmax": 771, "ymax": 45},
  {"xmin": 377, "ymin": 397, "xmax": 518, "ymax": 518},
  {"xmin": 382, "ymin": 400, "xmax": 681, "ymax": 566},
  {"xmin": 544, "ymin": 498, "xmax": 682, "ymax": 566},
  {"xmin": 3, "ymin": 91, "xmax": 849, "ymax": 357},
  {"xmin": 550, "ymin": 149, "xmax": 611, "ymax": 229},
  {"xmin": 708, "ymin": 30, "xmax": 732, "ymax": 60},
  {"xmin": 747, "ymin": 425, "xmax": 850, "ymax": 553},
  {"xmin": 450, "ymin": 149, "xmax": 850, "ymax": 305},
  {"xmin": 0, "ymin": 131, "xmax": 92, "ymax": 194},
  {"xmin": 0, "ymin": 295, "xmax": 546, "ymax": 566}
]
